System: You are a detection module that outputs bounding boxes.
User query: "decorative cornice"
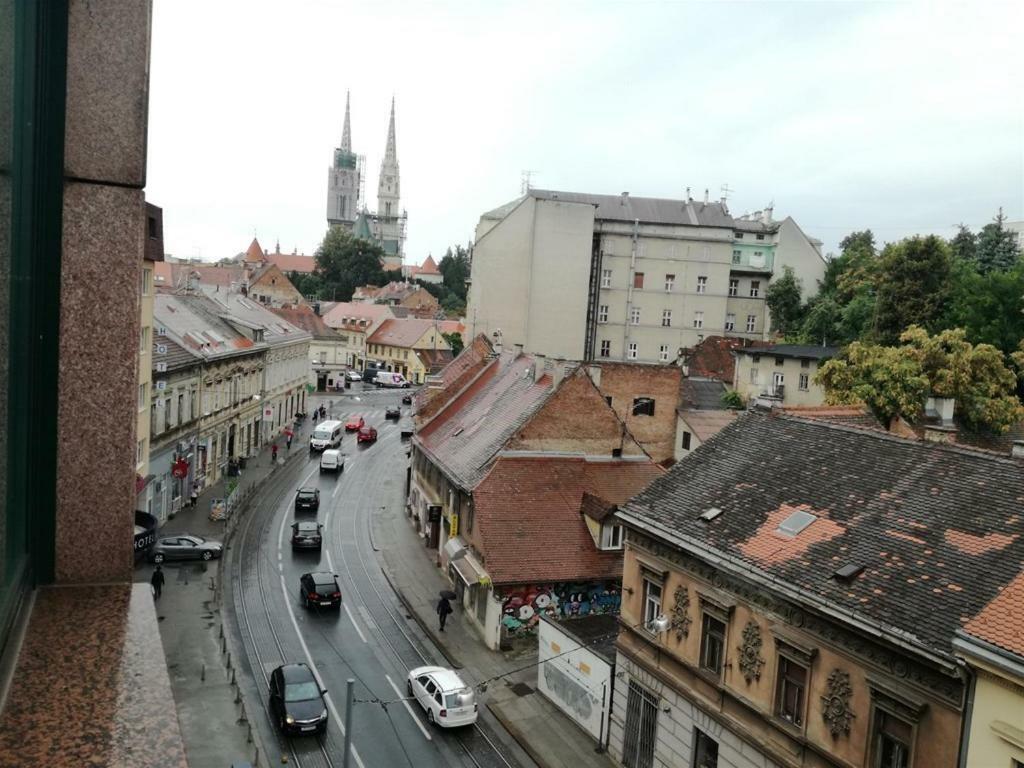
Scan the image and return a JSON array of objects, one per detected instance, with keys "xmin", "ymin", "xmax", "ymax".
[
  {"xmin": 629, "ymin": 534, "xmax": 964, "ymax": 708},
  {"xmin": 737, "ymin": 621, "xmax": 766, "ymax": 684}
]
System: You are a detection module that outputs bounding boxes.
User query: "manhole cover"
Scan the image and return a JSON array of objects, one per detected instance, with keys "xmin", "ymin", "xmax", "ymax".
[{"xmin": 509, "ymin": 682, "xmax": 534, "ymax": 697}]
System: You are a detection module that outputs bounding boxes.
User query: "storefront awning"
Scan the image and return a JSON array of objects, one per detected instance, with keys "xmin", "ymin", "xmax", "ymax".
[
  {"xmin": 444, "ymin": 536, "xmax": 467, "ymax": 561},
  {"xmin": 451, "ymin": 553, "xmax": 486, "ymax": 586}
]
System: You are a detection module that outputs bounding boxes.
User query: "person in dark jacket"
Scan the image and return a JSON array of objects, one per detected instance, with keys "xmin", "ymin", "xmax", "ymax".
[
  {"xmin": 151, "ymin": 565, "xmax": 165, "ymax": 600},
  {"xmin": 437, "ymin": 596, "xmax": 453, "ymax": 631}
]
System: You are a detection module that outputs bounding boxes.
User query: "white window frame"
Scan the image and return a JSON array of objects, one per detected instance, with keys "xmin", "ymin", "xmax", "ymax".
[
  {"xmin": 629, "ymin": 307, "xmax": 641, "ymax": 326},
  {"xmin": 799, "ymin": 373, "xmax": 809, "ymax": 391},
  {"xmin": 627, "ymin": 342, "xmax": 638, "ymax": 360},
  {"xmin": 659, "ymin": 345, "xmax": 669, "ymax": 363},
  {"xmin": 598, "ymin": 305, "xmax": 609, "ymax": 323},
  {"xmin": 664, "ymin": 274, "xmax": 675, "ymax": 292},
  {"xmin": 642, "ymin": 578, "xmax": 663, "ymax": 631},
  {"xmin": 696, "ymin": 276, "xmax": 707, "ymax": 294},
  {"xmin": 693, "ymin": 311, "xmax": 704, "ymax": 329},
  {"xmin": 600, "ymin": 340, "xmax": 611, "ymax": 358},
  {"xmin": 728, "ymin": 278, "xmax": 738, "ymax": 297},
  {"xmin": 601, "ymin": 524, "xmax": 624, "ymax": 550},
  {"xmin": 725, "ymin": 313, "xmax": 735, "ymax": 331},
  {"xmin": 601, "ymin": 269, "xmax": 612, "ymax": 288},
  {"xmin": 746, "ymin": 314, "xmax": 757, "ymax": 333},
  {"xmin": 750, "ymin": 280, "xmax": 761, "ymax": 298},
  {"xmin": 661, "ymin": 309, "xmax": 672, "ymax": 327}
]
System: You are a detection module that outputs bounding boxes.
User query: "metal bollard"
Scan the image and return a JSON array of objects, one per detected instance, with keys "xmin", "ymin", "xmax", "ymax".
[
  {"xmin": 226, "ymin": 651, "xmax": 232, "ymax": 670},
  {"xmin": 201, "ymin": 663, "xmax": 206, "ymax": 682}
]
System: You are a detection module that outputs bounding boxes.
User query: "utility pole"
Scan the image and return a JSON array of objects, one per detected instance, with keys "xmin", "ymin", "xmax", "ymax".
[{"xmin": 343, "ymin": 678, "xmax": 354, "ymax": 768}]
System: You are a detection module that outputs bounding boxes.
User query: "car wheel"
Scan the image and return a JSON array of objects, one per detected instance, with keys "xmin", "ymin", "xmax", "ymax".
[
  {"xmin": 427, "ymin": 709, "xmax": 435, "ymax": 725},
  {"xmin": 202, "ymin": 550, "xmax": 213, "ymax": 561},
  {"xmin": 153, "ymin": 553, "xmax": 165, "ymax": 563},
  {"xmin": 406, "ymin": 680, "xmax": 413, "ymax": 696}
]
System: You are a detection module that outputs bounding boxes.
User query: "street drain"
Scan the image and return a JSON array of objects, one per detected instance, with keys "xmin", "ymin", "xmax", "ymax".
[{"xmin": 509, "ymin": 682, "xmax": 534, "ymax": 697}]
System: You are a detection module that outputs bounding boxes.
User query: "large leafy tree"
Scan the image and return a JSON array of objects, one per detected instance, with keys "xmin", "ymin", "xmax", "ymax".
[
  {"xmin": 949, "ymin": 224, "xmax": 977, "ymax": 264},
  {"xmin": 288, "ymin": 270, "xmax": 324, "ymax": 300},
  {"xmin": 975, "ymin": 208, "xmax": 1021, "ymax": 274},
  {"xmin": 873, "ymin": 235, "xmax": 951, "ymax": 344},
  {"xmin": 313, "ymin": 228, "xmax": 388, "ymax": 302},
  {"xmin": 438, "ymin": 245, "xmax": 470, "ymax": 301},
  {"xmin": 766, "ymin": 266, "xmax": 804, "ymax": 336},
  {"xmin": 944, "ymin": 263, "xmax": 1024, "ymax": 354}
]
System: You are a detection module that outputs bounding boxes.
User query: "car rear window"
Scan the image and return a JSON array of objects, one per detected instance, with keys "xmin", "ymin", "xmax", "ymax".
[
  {"xmin": 295, "ymin": 523, "xmax": 319, "ymax": 533},
  {"xmin": 313, "ymin": 576, "xmax": 337, "ymax": 590},
  {"xmin": 444, "ymin": 688, "xmax": 474, "ymax": 709}
]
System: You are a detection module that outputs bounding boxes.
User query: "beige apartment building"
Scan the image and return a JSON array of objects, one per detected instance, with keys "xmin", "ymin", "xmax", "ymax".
[
  {"xmin": 136, "ymin": 204, "xmax": 163, "ymax": 515},
  {"xmin": 733, "ymin": 343, "xmax": 837, "ymax": 407},
  {"xmin": 466, "ymin": 190, "xmax": 825, "ymax": 365}
]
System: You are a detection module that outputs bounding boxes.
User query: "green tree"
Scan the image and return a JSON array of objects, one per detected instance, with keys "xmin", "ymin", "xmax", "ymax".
[
  {"xmin": 944, "ymin": 263, "xmax": 1024, "ymax": 354},
  {"xmin": 799, "ymin": 295, "xmax": 842, "ymax": 345},
  {"xmin": 949, "ymin": 224, "xmax": 977, "ymax": 264},
  {"xmin": 873, "ymin": 235, "xmax": 951, "ymax": 344},
  {"xmin": 438, "ymin": 245, "xmax": 471, "ymax": 301},
  {"xmin": 313, "ymin": 228, "xmax": 388, "ymax": 302},
  {"xmin": 975, "ymin": 208, "xmax": 1021, "ymax": 274},
  {"xmin": 720, "ymin": 390, "xmax": 744, "ymax": 409},
  {"xmin": 442, "ymin": 332, "xmax": 464, "ymax": 356},
  {"xmin": 766, "ymin": 266, "xmax": 804, "ymax": 336},
  {"xmin": 288, "ymin": 270, "xmax": 324, "ymax": 300}
]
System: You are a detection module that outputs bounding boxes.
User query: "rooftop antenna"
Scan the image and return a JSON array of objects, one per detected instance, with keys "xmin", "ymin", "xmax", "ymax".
[
  {"xmin": 521, "ymin": 170, "xmax": 537, "ymax": 195},
  {"xmin": 720, "ymin": 183, "xmax": 733, "ymax": 203}
]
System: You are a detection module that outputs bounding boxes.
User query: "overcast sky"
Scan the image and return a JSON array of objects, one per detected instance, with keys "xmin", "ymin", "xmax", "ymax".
[{"xmin": 147, "ymin": 1, "xmax": 1023, "ymax": 265}]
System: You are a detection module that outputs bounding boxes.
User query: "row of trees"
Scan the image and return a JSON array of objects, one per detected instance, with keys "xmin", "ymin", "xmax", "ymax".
[{"xmin": 762, "ymin": 210, "xmax": 1023, "ymax": 434}]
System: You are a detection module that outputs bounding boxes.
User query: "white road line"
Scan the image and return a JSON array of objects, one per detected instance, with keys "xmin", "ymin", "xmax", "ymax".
[
  {"xmin": 300, "ymin": 465, "xmax": 318, "ymax": 487},
  {"xmin": 332, "ymin": 480, "xmax": 343, "ymax": 499},
  {"xmin": 384, "ymin": 673, "xmax": 432, "ymax": 741},
  {"xmin": 279, "ymin": 573, "xmax": 367, "ymax": 768},
  {"xmin": 326, "ymin": 549, "xmax": 367, "ymax": 643}
]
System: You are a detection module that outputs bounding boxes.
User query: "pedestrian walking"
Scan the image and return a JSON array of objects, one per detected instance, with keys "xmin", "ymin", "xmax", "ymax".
[
  {"xmin": 190, "ymin": 483, "xmax": 199, "ymax": 508},
  {"xmin": 286, "ymin": 434, "xmax": 293, "ymax": 451},
  {"xmin": 272, "ymin": 443, "xmax": 278, "ymax": 462},
  {"xmin": 436, "ymin": 596, "xmax": 453, "ymax": 632},
  {"xmin": 151, "ymin": 565, "xmax": 165, "ymax": 600}
]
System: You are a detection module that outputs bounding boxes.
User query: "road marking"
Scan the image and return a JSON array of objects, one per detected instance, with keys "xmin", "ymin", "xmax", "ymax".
[
  {"xmin": 279, "ymin": 573, "xmax": 366, "ymax": 768},
  {"xmin": 332, "ymin": 481, "xmax": 343, "ymax": 499},
  {"xmin": 326, "ymin": 549, "xmax": 367, "ymax": 643},
  {"xmin": 300, "ymin": 465, "xmax": 317, "ymax": 487},
  {"xmin": 357, "ymin": 605, "xmax": 380, "ymax": 634},
  {"xmin": 385, "ymin": 673, "xmax": 432, "ymax": 741}
]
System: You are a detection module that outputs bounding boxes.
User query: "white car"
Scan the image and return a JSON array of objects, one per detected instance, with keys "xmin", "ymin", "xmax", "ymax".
[
  {"xmin": 319, "ymin": 448, "xmax": 344, "ymax": 473},
  {"xmin": 406, "ymin": 666, "xmax": 478, "ymax": 728},
  {"xmin": 346, "ymin": 370, "xmax": 363, "ymax": 382}
]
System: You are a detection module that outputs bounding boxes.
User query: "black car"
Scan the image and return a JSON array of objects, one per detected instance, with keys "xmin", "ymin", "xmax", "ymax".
[
  {"xmin": 269, "ymin": 663, "xmax": 328, "ymax": 736},
  {"xmin": 299, "ymin": 571, "xmax": 342, "ymax": 609},
  {"xmin": 148, "ymin": 534, "xmax": 223, "ymax": 563},
  {"xmin": 401, "ymin": 394, "xmax": 413, "ymax": 405},
  {"xmin": 291, "ymin": 522, "xmax": 323, "ymax": 551},
  {"xmin": 295, "ymin": 488, "xmax": 320, "ymax": 513},
  {"xmin": 385, "ymin": 406, "xmax": 401, "ymax": 420}
]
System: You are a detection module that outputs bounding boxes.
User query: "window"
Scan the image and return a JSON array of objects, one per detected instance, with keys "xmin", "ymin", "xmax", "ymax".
[
  {"xmin": 775, "ymin": 655, "xmax": 807, "ymax": 726},
  {"xmin": 734, "ymin": 232, "xmax": 744, "ymax": 239},
  {"xmin": 632, "ymin": 397, "xmax": 655, "ymax": 416},
  {"xmin": 773, "ymin": 372, "xmax": 785, "ymax": 393},
  {"xmin": 693, "ymin": 311, "xmax": 703, "ymax": 329},
  {"xmin": 141, "ymin": 266, "xmax": 152, "ymax": 296},
  {"xmin": 136, "ymin": 438, "xmax": 146, "ymax": 468},
  {"xmin": 633, "ymin": 272, "xmax": 644, "ymax": 289},
  {"xmin": 600, "ymin": 340, "xmax": 610, "ymax": 358},
  {"xmin": 756, "ymin": 233, "xmax": 765, "ymax": 241},
  {"xmin": 138, "ymin": 382, "xmax": 148, "ymax": 411},
  {"xmin": 873, "ymin": 709, "xmax": 913, "ymax": 768},
  {"xmin": 627, "ymin": 343, "xmax": 637, "ymax": 360},
  {"xmin": 630, "ymin": 307, "xmax": 641, "ymax": 325},
  {"xmin": 799, "ymin": 373, "xmax": 809, "ymax": 391},
  {"xmin": 750, "ymin": 367, "xmax": 759, "ymax": 384},
  {"xmin": 728, "ymin": 278, "xmax": 738, "ymax": 297},
  {"xmin": 659, "ymin": 345, "xmax": 669, "ymax": 363},
  {"xmin": 731, "ymin": 250, "xmax": 741, "ymax": 265},
  {"xmin": 681, "ymin": 431, "xmax": 692, "ymax": 451},
  {"xmin": 746, "ymin": 314, "xmax": 757, "ymax": 333},
  {"xmin": 661, "ymin": 309, "xmax": 672, "ymax": 327},
  {"xmin": 693, "ymin": 729, "xmax": 719, "ymax": 768},
  {"xmin": 601, "ymin": 269, "xmax": 612, "ymax": 288},
  {"xmin": 601, "ymin": 524, "xmax": 623, "ymax": 549},
  {"xmin": 622, "ymin": 681, "xmax": 658, "ymax": 768},
  {"xmin": 696, "ymin": 276, "xmax": 707, "ymax": 294},
  {"xmin": 664, "ymin": 274, "xmax": 675, "ymax": 292},
  {"xmin": 642, "ymin": 578, "xmax": 663, "ymax": 629},
  {"xmin": 775, "ymin": 356, "xmax": 785, "ymax": 366},
  {"xmin": 700, "ymin": 613, "xmax": 727, "ymax": 675},
  {"xmin": 724, "ymin": 313, "xmax": 735, "ymax": 331},
  {"xmin": 598, "ymin": 305, "xmax": 608, "ymax": 323},
  {"xmin": 750, "ymin": 280, "xmax": 760, "ymax": 298},
  {"xmin": 139, "ymin": 325, "xmax": 149, "ymax": 353}
]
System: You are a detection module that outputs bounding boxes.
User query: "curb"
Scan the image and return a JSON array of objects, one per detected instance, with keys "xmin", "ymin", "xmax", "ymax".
[
  {"xmin": 488, "ymin": 700, "xmax": 557, "ymax": 768},
  {"xmin": 378, "ymin": 561, "xmax": 465, "ymax": 671}
]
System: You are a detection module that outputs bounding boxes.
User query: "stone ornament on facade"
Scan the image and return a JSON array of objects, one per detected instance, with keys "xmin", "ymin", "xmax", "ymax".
[
  {"xmin": 821, "ymin": 669, "xmax": 856, "ymax": 737},
  {"xmin": 671, "ymin": 586, "xmax": 691, "ymax": 640},
  {"xmin": 737, "ymin": 620, "xmax": 765, "ymax": 683}
]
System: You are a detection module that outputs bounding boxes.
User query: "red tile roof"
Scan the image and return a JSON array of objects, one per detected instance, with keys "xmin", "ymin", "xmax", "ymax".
[
  {"xmin": 419, "ymin": 254, "xmax": 440, "ymax": 274},
  {"xmin": 684, "ymin": 335, "xmax": 770, "ymax": 382},
  {"xmin": 963, "ymin": 571, "xmax": 1024, "ymax": 657},
  {"xmin": 367, "ymin": 318, "xmax": 442, "ymax": 349},
  {"xmin": 268, "ymin": 305, "xmax": 339, "ymax": 339},
  {"xmin": 414, "ymin": 334, "xmax": 494, "ymax": 424},
  {"xmin": 321, "ymin": 301, "xmax": 393, "ymax": 329},
  {"xmin": 245, "ymin": 237, "xmax": 264, "ymax": 262},
  {"xmin": 414, "ymin": 348, "xmax": 454, "ymax": 373},
  {"xmin": 475, "ymin": 457, "xmax": 663, "ymax": 585},
  {"xmin": 267, "ymin": 252, "xmax": 315, "ymax": 274}
]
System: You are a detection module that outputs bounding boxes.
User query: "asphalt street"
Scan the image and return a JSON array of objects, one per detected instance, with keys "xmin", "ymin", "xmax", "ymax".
[{"xmin": 225, "ymin": 387, "xmax": 533, "ymax": 768}]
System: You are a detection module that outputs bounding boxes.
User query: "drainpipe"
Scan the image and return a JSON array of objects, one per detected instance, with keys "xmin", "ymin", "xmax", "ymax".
[
  {"xmin": 956, "ymin": 657, "xmax": 975, "ymax": 768},
  {"xmin": 623, "ymin": 218, "xmax": 639, "ymax": 359}
]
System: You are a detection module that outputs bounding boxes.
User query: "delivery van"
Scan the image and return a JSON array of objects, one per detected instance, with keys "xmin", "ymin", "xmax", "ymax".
[
  {"xmin": 319, "ymin": 449, "xmax": 344, "ymax": 473},
  {"xmin": 309, "ymin": 420, "xmax": 343, "ymax": 451},
  {"xmin": 374, "ymin": 371, "xmax": 410, "ymax": 388}
]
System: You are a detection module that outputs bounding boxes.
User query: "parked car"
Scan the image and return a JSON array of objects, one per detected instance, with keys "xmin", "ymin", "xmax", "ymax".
[
  {"xmin": 148, "ymin": 534, "xmax": 223, "ymax": 563},
  {"xmin": 346, "ymin": 370, "xmax": 363, "ymax": 382},
  {"xmin": 374, "ymin": 371, "xmax": 410, "ymax": 388},
  {"xmin": 299, "ymin": 571, "xmax": 342, "ymax": 609},
  {"xmin": 268, "ymin": 663, "xmax": 328, "ymax": 736},
  {"xmin": 401, "ymin": 394, "xmax": 413, "ymax": 405},
  {"xmin": 357, "ymin": 426, "xmax": 378, "ymax": 444},
  {"xmin": 294, "ymin": 488, "xmax": 320, "ymax": 513},
  {"xmin": 345, "ymin": 415, "xmax": 365, "ymax": 432},
  {"xmin": 291, "ymin": 522, "xmax": 323, "ymax": 551},
  {"xmin": 319, "ymin": 449, "xmax": 344, "ymax": 474},
  {"xmin": 406, "ymin": 666, "xmax": 478, "ymax": 728},
  {"xmin": 385, "ymin": 406, "xmax": 401, "ymax": 420},
  {"xmin": 400, "ymin": 418, "xmax": 414, "ymax": 440}
]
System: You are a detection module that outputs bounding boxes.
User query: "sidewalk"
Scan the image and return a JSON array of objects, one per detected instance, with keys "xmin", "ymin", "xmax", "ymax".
[
  {"xmin": 374, "ymin": 508, "xmax": 617, "ymax": 768},
  {"xmin": 136, "ymin": 407, "xmax": 317, "ymax": 768}
]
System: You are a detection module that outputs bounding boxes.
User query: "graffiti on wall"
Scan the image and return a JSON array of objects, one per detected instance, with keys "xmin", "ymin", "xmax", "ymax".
[
  {"xmin": 542, "ymin": 663, "xmax": 595, "ymax": 721},
  {"xmin": 499, "ymin": 581, "xmax": 620, "ymax": 636}
]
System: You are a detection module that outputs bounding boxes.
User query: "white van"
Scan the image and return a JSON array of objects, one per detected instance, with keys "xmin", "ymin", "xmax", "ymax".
[
  {"xmin": 319, "ymin": 449, "xmax": 344, "ymax": 474},
  {"xmin": 374, "ymin": 371, "xmax": 410, "ymax": 388},
  {"xmin": 309, "ymin": 420, "xmax": 344, "ymax": 451}
]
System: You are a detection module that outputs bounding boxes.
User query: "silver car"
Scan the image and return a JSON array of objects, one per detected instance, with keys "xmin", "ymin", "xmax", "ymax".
[{"xmin": 148, "ymin": 533, "xmax": 223, "ymax": 563}]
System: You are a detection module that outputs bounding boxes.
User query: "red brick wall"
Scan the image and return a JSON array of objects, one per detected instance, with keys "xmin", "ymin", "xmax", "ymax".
[{"xmin": 590, "ymin": 363, "xmax": 681, "ymax": 464}]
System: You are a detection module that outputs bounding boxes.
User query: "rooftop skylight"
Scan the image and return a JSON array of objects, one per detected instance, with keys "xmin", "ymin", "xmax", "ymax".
[{"xmin": 777, "ymin": 509, "xmax": 817, "ymax": 537}]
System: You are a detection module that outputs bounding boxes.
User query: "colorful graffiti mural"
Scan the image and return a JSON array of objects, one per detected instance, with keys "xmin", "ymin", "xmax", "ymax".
[{"xmin": 499, "ymin": 581, "xmax": 621, "ymax": 636}]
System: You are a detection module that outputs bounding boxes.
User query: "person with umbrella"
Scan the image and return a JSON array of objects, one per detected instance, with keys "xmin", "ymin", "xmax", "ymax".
[{"xmin": 437, "ymin": 590, "xmax": 455, "ymax": 632}]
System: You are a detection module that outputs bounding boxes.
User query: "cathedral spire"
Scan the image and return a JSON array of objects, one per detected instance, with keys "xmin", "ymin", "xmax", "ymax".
[
  {"xmin": 384, "ymin": 96, "xmax": 397, "ymax": 163},
  {"xmin": 341, "ymin": 90, "xmax": 352, "ymax": 152}
]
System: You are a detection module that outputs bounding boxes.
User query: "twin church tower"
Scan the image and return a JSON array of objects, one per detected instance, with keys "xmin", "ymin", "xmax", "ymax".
[{"xmin": 326, "ymin": 92, "xmax": 407, "ymax": 269}]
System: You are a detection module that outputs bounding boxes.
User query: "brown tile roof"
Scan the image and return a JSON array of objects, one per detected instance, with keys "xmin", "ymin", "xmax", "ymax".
[
  {"xmin": 367, "ymin": 318, "xmax": 441, "ymax": 349},
  {"xmin": 619, "ymin": 411, "xmax": 1024, "ymax": 658},
  {"xmin": 475, "ymin": 457, "xmax": 663, "ymax": 585},
  {"xmin": 267, "ymin": 252, "xmax": 315, "ymax": 274},
  {"xmin": 418, "ymin": 254, "xmax": 441, "ymax": 274},
  {"xmin": 245, "ymin": 237, "xmax": 264, "ymax": 262},
  {"xmin": 414, "ymin": 334, "xmax": 494, "ymax": 423},
  {"xmin": 962, "ymin": 571, "xmax": 1024, "ymax": 657},
  {"xmin": 168, "ymin": 263, "xmax": 244, "ymax": 287},
  {"xmin": 679, "ymin": 410, "xmax": 739, "ymax": 442},
  {"xmin": 268, "ymin": 305, "xmax": 339, "ymax": 339},
  {"xmin": 684, "ymin": 335, "xmax": 771, "ymax": 382},
  {"xmin": 414, "ymin": 348, "xmax": 454, "ymax": 373},
  {"xmin": 321, "ymin": 301, "xmax": 393, "ymax": 329},
  {"xmin": 780, "ymin": 405, "xmax": 887, "ymax": 431}
]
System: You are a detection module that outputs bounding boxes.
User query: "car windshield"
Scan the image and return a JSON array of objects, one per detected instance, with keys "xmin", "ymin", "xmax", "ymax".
[
  {"xmin": 284, "ymin": 681, "xmax": 320, "ymax": 702},
  {"xmin": 313, "ymin": 428, "xmax": 332, "ymax": 439},
  {"xmin": 444, "ymin": 688, "xmax": 474, "ymax": 708}
]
